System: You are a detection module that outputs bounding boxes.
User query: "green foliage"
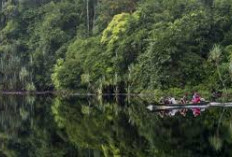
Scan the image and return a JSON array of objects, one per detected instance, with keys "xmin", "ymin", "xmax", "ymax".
[
  {"xmin": 26, "ymin": 82, "xmax": 36, "ymax": 91},
  {"xmin": 94, "ymin": 0, "xmax": 139, "ymax": 33},
  {"xmin": 209, "ymin": 44, "xmax": 222, "ymax": 63},
  {"xmin": 101, "ymin": 13, "xmax": 133, "ymax": 45},
  {"xmin": 1, "ymin": 0, "xmax": 232, "ymax": 94},
  {"xmin": 52, "ymin": 58, "xmax": 83, "ymax": 90},
  {"xmin": 209, "ymin": 135, "xmax": 223, "ymax": 151}
]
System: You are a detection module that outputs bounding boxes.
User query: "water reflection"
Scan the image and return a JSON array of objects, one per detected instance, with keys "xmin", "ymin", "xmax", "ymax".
[
  {"xmin": 1, "ymin": 95, "xmax": 232, "ymax": 156},
  {"xmin": 151, "ymin": 106, "xmax": 206, "ymax": 117},
  {"xmin": 0, "ymin": 95, "xmax": 77, "ymax": 157},
  {"xmin": 53, "ymin": 96, "xmax": 232, "ymax": 157}
]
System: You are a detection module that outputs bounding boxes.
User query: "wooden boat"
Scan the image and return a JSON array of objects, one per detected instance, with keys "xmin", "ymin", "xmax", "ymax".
[{"xmin": 147, "ymin": 102, "xmax": 232, "ymax": 111}]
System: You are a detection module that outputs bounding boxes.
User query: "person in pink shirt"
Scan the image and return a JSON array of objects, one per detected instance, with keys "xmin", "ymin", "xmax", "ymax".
[{"xmin": 192, "ymin": 92, "xmax": 201, "ymax": 103}]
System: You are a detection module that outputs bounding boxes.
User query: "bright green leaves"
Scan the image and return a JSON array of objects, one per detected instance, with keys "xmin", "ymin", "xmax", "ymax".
[
  {"xmin": 51, "ymin": 59, "xmax": 64, "ymax": 89},
  {"xmin": 100, "ymin": 12, "xmax": 141, "ymax": 85},
  {"xmin": 209, "ymin": 44, "xmax": 222, "ymax": 63},
  {"xmin": 101, "ymin": 13, "xmax": 133, "ymax": 45},
  {"xmin": 94, "ymin": 0, "xmax": 139, "ymax": 33}
]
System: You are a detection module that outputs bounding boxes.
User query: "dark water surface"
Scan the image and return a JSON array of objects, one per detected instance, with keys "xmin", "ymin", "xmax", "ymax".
[{"xmin": 0, "ymin": 95, "xmax": 232, "ymax": 157}]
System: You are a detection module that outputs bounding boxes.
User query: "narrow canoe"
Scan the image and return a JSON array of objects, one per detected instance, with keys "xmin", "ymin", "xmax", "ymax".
[{"xmin": 147, "ymin": 102, "xmax": 232, "ymax": 111}]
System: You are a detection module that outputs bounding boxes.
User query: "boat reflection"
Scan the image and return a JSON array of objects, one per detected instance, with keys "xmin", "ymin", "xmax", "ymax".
[
  {"xmin": 148, "ymin": 102, "xmax": 232, "ymax": 118},
  {"xmin": 155, "ymin": 108, "xmax": 205, "ymax": 118}
]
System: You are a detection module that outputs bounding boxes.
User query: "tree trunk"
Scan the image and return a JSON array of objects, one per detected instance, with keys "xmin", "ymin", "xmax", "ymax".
[{"xmin": 86, "ymin": 0, "xmax": 90, "ymax": 36}]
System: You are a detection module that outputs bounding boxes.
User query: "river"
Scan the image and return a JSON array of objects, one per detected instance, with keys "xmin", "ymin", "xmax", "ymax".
[{"xmin": 0, "ymin": 95, "xmax": 231, "ymax": 157}]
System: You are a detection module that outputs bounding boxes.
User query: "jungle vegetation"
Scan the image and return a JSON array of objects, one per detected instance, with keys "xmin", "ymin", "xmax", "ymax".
[{"xmin": 1, "ymin": 0, "xmax": 232, "ymax": 94}]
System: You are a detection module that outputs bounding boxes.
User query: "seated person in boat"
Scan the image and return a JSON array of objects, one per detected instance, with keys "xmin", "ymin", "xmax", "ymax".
[
  {"xmin": 192, "ymin": 92, "xmax": 201, "ymax": 103},
  {"xmin": 180, "ymin": 94, "xmax": 189, "ymax": 116}
]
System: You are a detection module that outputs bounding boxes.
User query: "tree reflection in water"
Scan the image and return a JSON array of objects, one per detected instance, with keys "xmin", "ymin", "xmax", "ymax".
[
  {"xmin": 0, "ymin": 95, "xmax": 77, "ymax": 157},
  {"xmin": 1, "ymin": 95, "xmax": 232, "ymax": 157},
  {"xmin": 53, "ymin": 96, "xmax": 232, "ymax": 157}
]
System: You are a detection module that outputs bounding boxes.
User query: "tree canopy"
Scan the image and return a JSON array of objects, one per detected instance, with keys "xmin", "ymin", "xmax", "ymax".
[{"xmin": 1, "ymin": 0, "xmax": 232, "ymax": 93}]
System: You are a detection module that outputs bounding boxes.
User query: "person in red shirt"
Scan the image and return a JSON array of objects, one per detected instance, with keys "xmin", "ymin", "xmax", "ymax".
[{"xmin": 192, "ymin": 92, "xmax": 201, "ymax": 103}]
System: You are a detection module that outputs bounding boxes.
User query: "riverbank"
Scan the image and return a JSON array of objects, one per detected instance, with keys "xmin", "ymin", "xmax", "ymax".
[
  {"xmin": 0, "ymin": 91, "xmax": 56, "ymax": 95},
  {"xmin": 1, "ymin": 88, "xmax": 232, "ymax": 103}
]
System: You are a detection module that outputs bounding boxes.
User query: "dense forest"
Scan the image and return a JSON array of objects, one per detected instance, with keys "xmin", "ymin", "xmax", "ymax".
[{"xmin": 1, "ymin": 0, "xmax": 232, "ymax": 94}]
